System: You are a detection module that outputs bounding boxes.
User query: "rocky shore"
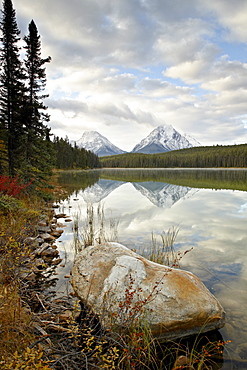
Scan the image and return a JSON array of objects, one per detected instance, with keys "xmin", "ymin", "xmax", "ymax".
[{"xmin": 18, "ymin": 204, "xmax": 87, "ymax": 369}]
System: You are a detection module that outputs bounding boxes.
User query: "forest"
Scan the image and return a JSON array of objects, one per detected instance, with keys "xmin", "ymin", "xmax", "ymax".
[{"xmin": 100, "ymin": 143, "xmax": 247, "ymax": 168}]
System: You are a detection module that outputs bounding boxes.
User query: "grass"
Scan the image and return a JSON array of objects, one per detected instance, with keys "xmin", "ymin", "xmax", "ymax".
[
  {"xmin": 141, "ymin": 226, "xmax": 193, "ymax": 268},
  {"xmin": 0, "ymin": 175, "xmax": 56, "ymax": 369},
  {"xmin": 73, "ymin": 203, "xmax": 119, "ymax": 251}
]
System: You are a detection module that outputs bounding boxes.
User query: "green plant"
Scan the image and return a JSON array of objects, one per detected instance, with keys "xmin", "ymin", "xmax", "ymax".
[
  {"xmin": 73, "ymin": 203, "xmax": 118, "ymax": 251},
  {"xmin": 0, "ymin": 194, "xmax": 23, "ymax": 213},
  {"xmin": 141, "ymin": 226, "xmax": 192, "ymax": 268}
]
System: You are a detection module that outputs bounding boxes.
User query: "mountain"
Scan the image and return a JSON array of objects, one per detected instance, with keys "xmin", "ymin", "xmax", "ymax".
[
  {"xmin": 183, "ymin": 133, "xmax": 201, "ymax": 148},
  {"xmin": 131, "ymin": 124, "xmax": 200, "ymax": 154},
  {"xmin": 74, "ymin": 131, "xmax": 126, "ymax": 157}
]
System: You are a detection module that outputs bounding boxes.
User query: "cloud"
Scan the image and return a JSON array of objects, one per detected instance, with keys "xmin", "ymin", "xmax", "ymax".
[
  {"xmin": 46, "ymin": 98, "xmax": 88, "ymax": 116},
  {"xmin": 199, "ymin": 0, "xmax": 247, "ymax": 42},
  {"xmin": 139, "ymin": 78, "xmax": 195, "ymax": 97},
  {"xmin": 4, "ymin": 0, "xmax": 247, "ymax": 149}
]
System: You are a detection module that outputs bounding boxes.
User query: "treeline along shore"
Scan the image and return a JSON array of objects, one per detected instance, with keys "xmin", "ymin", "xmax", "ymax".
[{"xmin": 100, "ymin": 143, "xmax": 247, "ymax": 168}]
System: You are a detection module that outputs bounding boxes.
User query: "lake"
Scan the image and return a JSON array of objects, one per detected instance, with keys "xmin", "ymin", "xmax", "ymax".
[{"xmin": 54, "ymin": 168, "xmax": 247, "ymax": 369}]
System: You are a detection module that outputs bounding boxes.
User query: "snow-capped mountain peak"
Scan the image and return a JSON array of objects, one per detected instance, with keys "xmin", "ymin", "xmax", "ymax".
[
  {"xmin": 183, "ymin": 133, "xmax": 201, "ymax": 147},
  {"xmin": 74, "ymin": 131, "xmax": 126, "ymax": 157},
  {"xmin": 131, "ymin": 124, "xmax": 200, "ymax": 154}
]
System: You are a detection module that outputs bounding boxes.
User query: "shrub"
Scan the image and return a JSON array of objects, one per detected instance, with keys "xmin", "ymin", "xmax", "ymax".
[
  {"xmin": 0, "ymin": 194, "xmax": 23, "ymax": 213},
  {"xmin": 0, "ymin": 175, "xmax": 33, "ymax": 198},
  {"xmin": 0, "ymin": 347, "xmax": 53, "ymax": 370}
]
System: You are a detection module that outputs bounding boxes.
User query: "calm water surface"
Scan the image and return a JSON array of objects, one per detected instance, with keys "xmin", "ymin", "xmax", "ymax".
[{"xmin": 55, "ymin": 169, "xmax": 247, "ymax": 369}]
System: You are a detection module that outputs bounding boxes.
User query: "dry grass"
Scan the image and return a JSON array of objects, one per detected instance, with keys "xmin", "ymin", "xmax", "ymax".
[{"xmin": 0, "ymin": 184, "xmax": 53, "ymax": 369}]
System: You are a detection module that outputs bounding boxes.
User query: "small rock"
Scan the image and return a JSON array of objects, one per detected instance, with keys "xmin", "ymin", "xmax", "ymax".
[
  {"xmin": 23, "ymin": 272, "xmax": 37, "ymax": 282},
  {"xmin": 41, "ymin": 248, "xmax": 59, "ymax": 258},
  {"xmin": 39, "ymin": 233, "xmax": 56, "ymax": 242},
  {"xmin": 37, "ymin": 226, "xmax": 51, "ymax": 233},
  {"xmin": 59, "ymin": 310, "xmax": 72, "ymax": 322},
  {"xmin": 54, "ymin": 213, "xmax": 67, "ymax": 219},
  {"xmin": 50, "ymin": 229, "xmax": 64, "ymax": 238},
  {"xmin": 64, "ymin": 218, "xmax": 72, "ymax": 222},
  {"xmin": 23, "ymin": 237, "xmax": 36, "ymax": 245},
  {"xmin": 36, "ymin": 237, "xmax": 45, "ymax": 245},
  {"xmin": 51, "ymin": 258, "xmax": 63, "ymax": 266},
  {"xmin": 173, "ymin": 356, "xmax": 191, "ymax": 368},
  {"xmin": 35, "ymin": 258, "xmax": 47, "ymax": 270},
  {"xmin": 33, "ymin": 243, "xmax": 50, "ymax": 256},
  {"xmin": 37, "ymin": 221, "xmax": 48, "ymax": 227}
]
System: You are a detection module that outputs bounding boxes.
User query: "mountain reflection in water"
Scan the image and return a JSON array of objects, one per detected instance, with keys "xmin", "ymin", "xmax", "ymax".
[{"xmin": 79, "ymin": 178, "xmax": 198, "ymax": 207}]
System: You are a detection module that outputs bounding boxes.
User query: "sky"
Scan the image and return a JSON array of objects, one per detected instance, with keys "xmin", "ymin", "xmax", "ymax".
[{"xmin": 5, "ymin": 0, "xmax": 247, "ymax": 151}]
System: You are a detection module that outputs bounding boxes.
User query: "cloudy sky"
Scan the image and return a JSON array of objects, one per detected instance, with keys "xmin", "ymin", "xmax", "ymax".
[{"xmin": 8, "ymin": 0, "xmax": 247, "ymax": 151}]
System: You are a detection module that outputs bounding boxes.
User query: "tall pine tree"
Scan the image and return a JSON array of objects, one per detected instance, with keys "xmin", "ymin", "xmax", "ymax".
[
  {"xmin": 22, "ymin": 19, "xmax": 52, "ymax": 182},
  {"xmin": 0, "ymin": 0, "xmax": 26, "ymax": 176}
]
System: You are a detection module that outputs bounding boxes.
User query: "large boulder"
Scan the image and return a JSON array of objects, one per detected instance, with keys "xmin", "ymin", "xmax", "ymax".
[{"xmin": 71, "ymin": 243, "xmax": 225, "ymax": 340}]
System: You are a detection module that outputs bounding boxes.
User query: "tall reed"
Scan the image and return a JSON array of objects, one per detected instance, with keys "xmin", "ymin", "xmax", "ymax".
[{"xmin": 73, "ymin": 203, "xmax": 118, "ymax": 252}]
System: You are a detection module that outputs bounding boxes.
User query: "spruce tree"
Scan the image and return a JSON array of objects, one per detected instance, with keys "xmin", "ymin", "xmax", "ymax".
[
  {"xmin": 22, "ymin": 19, "xmax": 52, "ymax": 181},
  {"xmin": 0, "ymin": 0, "xmax": 26, "ymax": 176}
]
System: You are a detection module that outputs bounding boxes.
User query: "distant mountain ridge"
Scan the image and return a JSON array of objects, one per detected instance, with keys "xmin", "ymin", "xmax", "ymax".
[
  {"xmin": 74, "ymin": 131, "xmax": 126, "ymax": 157},
  {"xmin": 73, "ymin": 125, "xmax": 200, "ymax": 157},
  {"xmin": 131, "ymin": 125, "xmax": 201, "ymax": 154}
]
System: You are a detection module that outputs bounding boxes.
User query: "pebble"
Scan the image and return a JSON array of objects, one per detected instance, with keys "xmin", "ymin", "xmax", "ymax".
[
  {"xmin": 50, "ymin": 229, "xmax": 64, "ymax": 237},
  {"xmin": 52, "ymin": 258, "xmax": 63, "ymax": 266},
  {"xmin": 59, "ymin": 310, "xmax": 73, "ymax": 322},
  {"xmin": 54, "ymin": 213, "xmax": 67, "ymax": 219},
  {"xmin": 37, "ymin": 226, "xmax": 52, "ymax": 233},
  {"xmin": 39, "ymin": 233, "xmax": 56, "ymax": 242}
]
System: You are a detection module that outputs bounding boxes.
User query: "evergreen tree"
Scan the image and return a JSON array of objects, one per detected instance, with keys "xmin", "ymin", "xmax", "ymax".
[
  {"xmin": 0, "ymin": 0, "xmax": 26, "ymax": 175},
  {"xmin": 22, "ymin": 19, "xmax": 52, "ymax": 181}
]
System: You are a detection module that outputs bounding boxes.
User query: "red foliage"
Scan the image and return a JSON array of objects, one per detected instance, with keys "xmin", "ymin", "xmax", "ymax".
[{"xmin": 0, "ymin": 176, "xmax": 33, "ymax": 198}]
